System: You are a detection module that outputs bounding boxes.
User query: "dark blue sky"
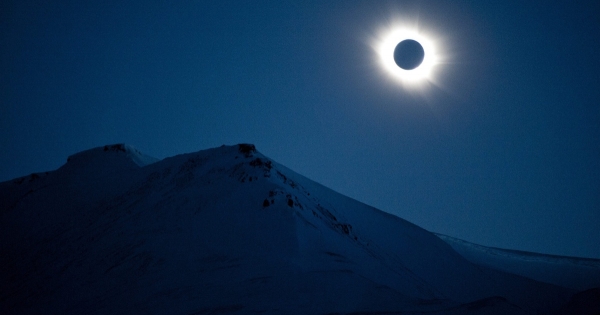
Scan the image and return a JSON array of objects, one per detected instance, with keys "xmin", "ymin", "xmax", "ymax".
[{"xmin": 2, "ymin": 0, "xmax": 599, "ymax": 258}]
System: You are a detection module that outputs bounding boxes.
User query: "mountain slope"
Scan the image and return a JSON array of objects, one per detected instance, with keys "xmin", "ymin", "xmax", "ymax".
[
  {"xmin": 0, "ymin": 144, "xmax": 578, "ymax": 314},
  {"xmin": 436, "ymin": 233, "xmax": 600, "ymax": 291}
]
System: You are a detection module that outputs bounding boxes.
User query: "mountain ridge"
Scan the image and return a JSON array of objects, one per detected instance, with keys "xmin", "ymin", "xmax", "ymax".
[{"xmin": 436, "ymin": 233, "xmax": 600, "ymax": 291}]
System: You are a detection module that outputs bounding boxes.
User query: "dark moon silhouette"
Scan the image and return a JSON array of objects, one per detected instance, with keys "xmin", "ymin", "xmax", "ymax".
[{"xmin": 393, "ymin": 39, "xmax": 425, "ymax": 70}]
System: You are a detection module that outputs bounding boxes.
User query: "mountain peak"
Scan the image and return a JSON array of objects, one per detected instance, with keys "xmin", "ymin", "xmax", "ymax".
[
  {"xmin": 237, "ymin": 143, "xmax": 257, "ymax": 157},
  {"xmin": 65, "ymin": 143, "xmax": 159, "ymax": 168}
]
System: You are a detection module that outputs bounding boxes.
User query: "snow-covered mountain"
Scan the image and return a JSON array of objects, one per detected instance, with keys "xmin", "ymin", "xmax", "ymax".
[{"xmin": 0, "ymin": 144, "xmax": 598, "ymax": 314}]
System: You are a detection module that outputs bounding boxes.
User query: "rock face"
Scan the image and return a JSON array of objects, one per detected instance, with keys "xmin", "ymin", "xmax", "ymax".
[{"xmin": 0, "ymin": 144, "xmax": 588, "ymax": 314}]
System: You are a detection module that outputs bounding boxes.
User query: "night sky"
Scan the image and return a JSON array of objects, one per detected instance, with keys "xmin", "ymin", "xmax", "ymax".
[{"xmin": 2, "ymin": 1, "xmax": 599, "ymax": 259}]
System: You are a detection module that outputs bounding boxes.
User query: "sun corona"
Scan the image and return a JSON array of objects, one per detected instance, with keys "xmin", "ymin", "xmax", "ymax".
[{"xmin": 374, "ymin": 25, "xmax": 439, "ymax": 87}]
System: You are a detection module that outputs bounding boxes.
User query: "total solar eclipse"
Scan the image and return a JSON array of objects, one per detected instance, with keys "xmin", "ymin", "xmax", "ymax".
[
  {"xmin": 373, "ymin": 25, "xmax": 439, "ymax": 85},
  {"xmin": 393, "ymin": 39, "xmax": 424, "ymax": 70}
]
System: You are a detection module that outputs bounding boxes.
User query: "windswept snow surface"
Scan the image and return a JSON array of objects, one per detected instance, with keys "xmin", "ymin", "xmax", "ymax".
[
  {"xmin": 436, "ymin": 233, "xmax": 600, "ymax": 291},
  {"xmin": 0, "ymin": 144, "xmax": 585, "ymax": 314}
]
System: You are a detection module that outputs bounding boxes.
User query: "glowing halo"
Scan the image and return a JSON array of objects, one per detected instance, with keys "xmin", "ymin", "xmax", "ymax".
[{"xmin": 373, "ymin": 24, "xmax": 440, "ymax": 87}]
